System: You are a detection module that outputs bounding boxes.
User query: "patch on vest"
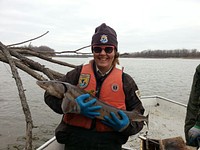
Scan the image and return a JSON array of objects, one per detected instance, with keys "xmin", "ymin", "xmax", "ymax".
[
  {"xmin": 111, "ymin": 83, "xmax": 119, "ymax": 92},
  {"xmin": 78, "ymin": 74, "xmax": 90, "ymax": 89}
]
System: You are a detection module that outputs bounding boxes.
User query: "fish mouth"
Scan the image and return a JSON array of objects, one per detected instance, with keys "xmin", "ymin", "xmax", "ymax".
[
  {"xmin": 36, "ymin": 81, "xmax": 41, "ymax": 86},
  {"xmin": 36, "ymin": 81, "xmax": 43, "ymax": 86},
  {"xmin": 36, "ymin": 81, "xmax": 47, "ymax": 90}
]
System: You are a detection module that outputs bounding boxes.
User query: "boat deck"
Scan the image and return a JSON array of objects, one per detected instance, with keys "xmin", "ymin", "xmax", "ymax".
[{"xmin": 123, "ymin": 95, "xmax": 187, "ymax": 149}]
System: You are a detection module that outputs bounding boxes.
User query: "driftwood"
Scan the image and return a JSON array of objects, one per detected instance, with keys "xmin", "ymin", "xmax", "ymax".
[
  {"xmin": 0, "ymin": 32, "xmax": 85, "ymax": 149},
  {"xmin": 0, "ymin": 42, "xmax": 34, "ymax": 149}
]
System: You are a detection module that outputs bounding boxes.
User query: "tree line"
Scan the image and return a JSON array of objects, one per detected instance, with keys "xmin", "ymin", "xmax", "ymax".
[
  {"xmin": 121, "ymin": 49, "xmax": 200, "ymax": 58},
  {"xmin": 12, "ymin": 45, "xmax": 200, "ymax": 58}
]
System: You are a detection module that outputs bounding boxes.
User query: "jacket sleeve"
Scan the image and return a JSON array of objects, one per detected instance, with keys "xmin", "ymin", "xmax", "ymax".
[
  {"xmin": 121, "ymin": 73, "xmax": 145, "ymax": 136},
  {"xmin": 44, "ymin": 65, "xmax": 82, "ymax": 114},
  {"xmin": 185, "ymin": 64, "xmax": 200, "ymax": 143},
  {"xmin": 195, "ymin": 65, "xmax": 200, "ymax": 123}
]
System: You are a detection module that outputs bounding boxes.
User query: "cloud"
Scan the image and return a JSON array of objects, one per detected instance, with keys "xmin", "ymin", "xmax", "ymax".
[{"xmin": 1, "ymin": 0, "xmax": 200, "ymax": 52}]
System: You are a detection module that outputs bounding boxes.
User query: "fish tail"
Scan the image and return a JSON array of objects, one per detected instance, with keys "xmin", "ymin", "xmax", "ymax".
[{"xmin": 130, "ymin": 113, "xmax": 149, "ymax": 128}]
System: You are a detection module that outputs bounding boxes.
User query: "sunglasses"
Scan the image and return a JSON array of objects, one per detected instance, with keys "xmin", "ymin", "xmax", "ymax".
[{"xmin": 92, "ymin": 46, "xmax": 115, "ymax": 54}]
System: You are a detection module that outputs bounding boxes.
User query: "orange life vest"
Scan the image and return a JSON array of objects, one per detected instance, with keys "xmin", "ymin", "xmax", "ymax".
[{"xmin": 63, "ymin": 60, "xmax": 126, "ymax": 132}]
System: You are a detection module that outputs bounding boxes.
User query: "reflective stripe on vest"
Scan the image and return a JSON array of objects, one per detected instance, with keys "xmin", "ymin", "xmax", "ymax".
[{"xmin": 63, "ymin": 60, "xmax": 126, "ymax": 131}]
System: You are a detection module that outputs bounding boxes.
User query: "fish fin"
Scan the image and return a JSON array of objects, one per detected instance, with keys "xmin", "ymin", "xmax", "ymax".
[
  {"xmin": 130, "ymin": 113, "xmax": 149, "ymax": 129},
  {"xmin": 62, "ymin": 93, "xmax": 80, "ymax": 113}
]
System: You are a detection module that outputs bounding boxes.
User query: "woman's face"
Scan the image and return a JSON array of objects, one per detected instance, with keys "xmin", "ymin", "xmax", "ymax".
[{"xmin": 92, "ymin": 45, "xmax": 115, "ymax": 73}]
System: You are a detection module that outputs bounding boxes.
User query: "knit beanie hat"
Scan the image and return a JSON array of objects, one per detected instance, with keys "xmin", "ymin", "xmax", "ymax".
[{"xmin": 91, "ymin": 23, "xmax": 118, "ymax": 51}]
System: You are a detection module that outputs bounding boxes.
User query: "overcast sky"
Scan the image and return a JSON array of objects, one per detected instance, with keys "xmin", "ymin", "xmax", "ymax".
[{"xmin": 1, "ymin": 0, "xmax": 200, "ymax": 53}]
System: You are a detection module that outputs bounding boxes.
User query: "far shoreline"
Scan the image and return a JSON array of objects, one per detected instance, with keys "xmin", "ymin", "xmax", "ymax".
[{"xmin": 53, "ymin": 55, "xmax": 200, "ymax": 59}]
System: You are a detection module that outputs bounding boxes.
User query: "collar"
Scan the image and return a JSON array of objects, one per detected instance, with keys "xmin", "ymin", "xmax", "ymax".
[{"xmin": 95, "ymin": 65, "xmax": 113, "ymax": 77}]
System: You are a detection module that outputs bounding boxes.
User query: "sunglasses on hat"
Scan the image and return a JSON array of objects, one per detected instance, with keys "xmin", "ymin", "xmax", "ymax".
[{"xmin": 92, "ymin": 45, "xmax": 115, "ymax": 54}]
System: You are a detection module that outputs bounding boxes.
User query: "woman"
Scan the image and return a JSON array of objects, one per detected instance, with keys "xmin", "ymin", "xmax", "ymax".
[{"xmin": 44, "ymin": 23, "xmax": 145, "ymax": 150}]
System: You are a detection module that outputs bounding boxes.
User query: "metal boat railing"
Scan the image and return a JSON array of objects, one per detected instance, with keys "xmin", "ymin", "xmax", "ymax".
[
  {"xmin": 37, "ymin": 136, "xmax": 56, "ymax": 150},
  {"xmin": 141, "ymin": 95, "xmax": 187, "ymax": 107}
]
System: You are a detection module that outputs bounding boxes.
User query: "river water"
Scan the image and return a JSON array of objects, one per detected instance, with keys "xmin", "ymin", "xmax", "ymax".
[{"xmin": 0, "ymin": 57, "xmax": 199, "ymax": 149}]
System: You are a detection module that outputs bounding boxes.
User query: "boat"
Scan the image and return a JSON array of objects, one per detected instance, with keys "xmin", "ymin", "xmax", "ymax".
[{"xmin": 36, "ymin": 95, "xmax": 197, "ymax": 150}]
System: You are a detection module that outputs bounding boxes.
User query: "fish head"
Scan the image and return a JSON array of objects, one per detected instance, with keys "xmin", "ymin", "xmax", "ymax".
[{"xmin": 36, "ymin": 80, "xmax": 50, "ymax": 90}]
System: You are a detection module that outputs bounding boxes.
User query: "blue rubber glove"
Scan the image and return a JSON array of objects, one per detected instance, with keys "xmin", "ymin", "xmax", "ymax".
[
  {"xmin": 188, "ymin": 125, "xmax": 200, "ymax": 146},
  {"xmin": 76, "ymin": 93, "xmax": 102, "ymax": 119},
  {"xmin": 102, "ymin": 110, "xmax": 130, "ymax": 132}
]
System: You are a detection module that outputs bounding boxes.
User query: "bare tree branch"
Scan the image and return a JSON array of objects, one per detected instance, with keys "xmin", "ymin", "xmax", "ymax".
[
  {"xmin": 0, "ymin": 42, "xmax": 33, "ymax": 150},
  {"xmin": 55, "ymin": 44, "xmax": 91, "ymax": 54},
  {"xmin": 7, "ymin": 31, "xmax": 49, "ymax": 47},
  {"xmin": 0, "ymin": 53, "xmax": 48, "ymax": 81},
  {"xmin": 8, "ymin": 48, "xmax": 65, "ymax": 79},
  {"xmin": 12, "ymin": 48, "xmax": 77, "ymax": 68}
]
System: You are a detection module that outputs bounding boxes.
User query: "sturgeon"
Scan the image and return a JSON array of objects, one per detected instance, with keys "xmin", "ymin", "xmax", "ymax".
[{"xmin": 36, "ymin": 80, "xmax": 148, "ymax": 125}]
